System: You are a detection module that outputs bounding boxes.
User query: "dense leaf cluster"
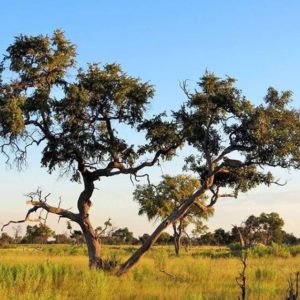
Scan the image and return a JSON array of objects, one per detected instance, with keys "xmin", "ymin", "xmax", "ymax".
[
  {"xmin": 175, "ymin": 72, "xmax": 300, "ymax": 200},
  {"xmin": 0, "ymin": 31, "xmax": 178, "ymax": 179}
]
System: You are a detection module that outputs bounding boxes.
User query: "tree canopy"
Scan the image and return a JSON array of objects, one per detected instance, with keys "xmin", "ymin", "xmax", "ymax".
[
  {"xmin": 1, "ymin": 30, "xmax": 300, "ymax": 275},
  {"xmin": 134, "ymin": 174, "xmax": 212, "ymax": 221},
  {"xmin": 0, "ymin": 30, "xmax": 182, "ymax": 269},
  {"xmin": 119, "ymin": 72, "xmax": 300, "ymax": 274},
  {"xmin": 177, "ymin": 73, "xmax": 300, "ymax": 202},
  {"xmin": 134, "ymin": 174, "xmax": 213, "ymax": 254},
  {"xmin": 236, "ymin": 212, "xmax": 285, "ymax": 246},
  {"xmin": 22, "ymin": 224, "xmax": 54, "ymax": 244},
  {"xmin": 0, "ymin": 30, "xmax": 181, "ymax": 177}
]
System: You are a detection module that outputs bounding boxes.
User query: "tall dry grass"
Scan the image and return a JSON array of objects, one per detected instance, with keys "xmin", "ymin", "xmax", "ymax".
[{"xmin": 0, "ymin": 244, "xmax": 300, "ymax": 299}]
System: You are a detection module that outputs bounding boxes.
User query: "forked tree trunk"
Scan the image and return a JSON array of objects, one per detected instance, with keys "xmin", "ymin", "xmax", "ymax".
[{"xmin": 117, "ymin": 185, "xmax": 207, "ymax": 275}]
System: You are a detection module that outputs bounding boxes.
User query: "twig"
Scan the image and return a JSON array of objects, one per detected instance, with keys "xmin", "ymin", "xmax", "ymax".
[{"xmin": 159, "ymin": 269, "xmax": 177, "ymax": 279}]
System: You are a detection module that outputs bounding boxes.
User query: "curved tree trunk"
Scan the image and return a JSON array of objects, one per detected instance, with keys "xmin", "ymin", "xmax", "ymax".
[
  {"xmin": 77, "ymin": 165, "xmax": 104, "ymax": 269},
  {"xmin": 79, "ymin": 218, "xmax": 103, "ymax": 268},
  {"xmin": 117, "ymin": 185, "xmax": 207, "ymax": 275}
]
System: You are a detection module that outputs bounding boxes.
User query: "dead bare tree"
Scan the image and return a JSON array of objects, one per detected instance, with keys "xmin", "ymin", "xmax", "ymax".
[
  {"xmin": 233, "ymin": 226, "xmax": 250, "ymax": 300},
  {"xmin": 236, "ymin": 248, "xmax": 248, "ymax": 300}
]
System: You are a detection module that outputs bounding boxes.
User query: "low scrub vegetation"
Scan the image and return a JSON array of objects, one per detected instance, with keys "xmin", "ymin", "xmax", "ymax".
[{"xmin": 1, "ymin": 244, "xmax": 300, "ymax": 299}]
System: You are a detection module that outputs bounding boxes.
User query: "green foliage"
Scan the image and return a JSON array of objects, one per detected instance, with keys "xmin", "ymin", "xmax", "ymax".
[
  {"xmin": 5, "ymin": 29, "xmax": 76, "ymax": 84},
  {"xmin": 237, "ymin": 212, "xmax": 285, "ymax": 246},
  {"xmin": 243, "ymin": 88, "xmax": 300, "ymax": 168},
  {"xmin": 177, "ymin": 71, "xmax": 300, "ymax": 200},
  {"xmin": 248, "ymin": 243, "xmax": 291, "ymax": 258},
  {"xmin": 0, "ymin": 30, "xmax": 178, "ymax": 180},
  {"xmin": 134, "ymin": 174, "xmax": 213, "ymax": 223},
  {"xmin": 289, "ymin": 245, "xmax": 300, "ymax": 257},
  {"xmin": 213, "ymin": 228, "xmax": 233, "ymax": 245},
  {"xmin": 191, "ymin": 219, "xmax": 209, "ymax": 238},
  {"xmin": 22, "ymin": 224, "xmax": 54, "ymax": 244},
  {"xmin": 0, "ymin": 261, "xmax": 109, "ymax": 300},
  {"xmin": 157, "ymin": 232, "xmax": 172, "ymax": 244},
  {"xmin": 134, "ymin": 175, "xmax": 214, "ymax": 254},
  {"xmin": 0, "ymin": 233, "xmax": 14, "ymax": 246},
  {"xmin": 111, "ymin": 227, "xmax": 134, "ymax": 244},
  {"xmin": 137, "ymin": 113, "xmax": 182, "ymax": 158},
  {"xmin": 0, "ymin": 95, "xmax": 25, "ymax": 136}
]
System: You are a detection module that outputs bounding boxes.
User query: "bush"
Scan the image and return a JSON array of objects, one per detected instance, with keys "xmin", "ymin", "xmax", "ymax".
[
  {"xmin": 248, "ymin": 243, "xmax": 291, "ymax": 258},
  {"xmin": 289, "ymin": 245, "xmax": 300, "ymax": 257}
]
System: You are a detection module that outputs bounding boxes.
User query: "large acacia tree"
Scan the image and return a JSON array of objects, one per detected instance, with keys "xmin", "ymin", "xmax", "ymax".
[
  {"xmin": 0, "ymin": 30, "xmax": 181, "ymax": 268},
  {"xmin": 1, "ymin": 30, "xmax": 300, "ymax": 276},
  {"xmin": 118, "ymin": 72, "xmax": 300, "ymax": 275},
  {"xmin": 134, "ymin": 174, "xmax": 213, "ymax": 255}
]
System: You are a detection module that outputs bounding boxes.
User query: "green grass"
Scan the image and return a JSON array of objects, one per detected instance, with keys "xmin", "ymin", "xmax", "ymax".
[{"xmin": 0, "ymin": 244, "xmax": 300, "ymax": 299}]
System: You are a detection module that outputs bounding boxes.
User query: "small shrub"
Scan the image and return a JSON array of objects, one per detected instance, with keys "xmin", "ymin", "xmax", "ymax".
[
  {"xmin": 270, "ymin": 243, "xmax": 291, "ymax": 258},
  {"xmin": 289, "ymin": 245, "xmax": 300, "ymax": 257}
]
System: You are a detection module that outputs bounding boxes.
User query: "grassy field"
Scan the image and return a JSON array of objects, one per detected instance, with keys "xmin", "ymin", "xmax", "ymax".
[{"xmin": 1, "ymin": 244, "xmax": 300, "ymax": 299}]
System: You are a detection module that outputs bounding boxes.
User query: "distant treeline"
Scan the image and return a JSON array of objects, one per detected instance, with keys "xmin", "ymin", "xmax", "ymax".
[{"xmin": 1, "ymin": 212, "xmax": 299, "ymax": 247}]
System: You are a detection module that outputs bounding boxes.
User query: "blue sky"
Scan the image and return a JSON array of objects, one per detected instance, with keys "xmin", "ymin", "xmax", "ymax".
[{"xmin": 1, "ymin": 1, "xmax": 300, "ymax": 237}]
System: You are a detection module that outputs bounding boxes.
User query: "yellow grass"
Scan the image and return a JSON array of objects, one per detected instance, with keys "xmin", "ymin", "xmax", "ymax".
[{"xmin": 0, "ymin": 244, "xmax": 300, "ymax": 299}]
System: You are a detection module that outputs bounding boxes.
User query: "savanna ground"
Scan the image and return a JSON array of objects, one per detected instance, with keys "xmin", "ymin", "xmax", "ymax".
[{"xmin": 1, "ymin": 244, "xmax": 300, "ymax": 300}]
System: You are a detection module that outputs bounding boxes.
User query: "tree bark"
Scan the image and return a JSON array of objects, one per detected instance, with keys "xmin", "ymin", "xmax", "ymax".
[
  {"xmin": 77, "ymin": 166, "xmax": 104, "ymax": 269},
  {"xmin": 79, "ymin": 218, "xmax": 103, "ymax": 268},
  {"xmin": 174, "ymin": 234, "xmax": 181, "ymax": 256},
  {"xmin": 236, "ymin": 226, "xmax": 246, "ymax": 248},
  {"xmin": 172, "ymin": 221, "xmax": 182, "ymax": 256},
  {"xmin": 117, "ymin": 185, "xmax": 207, "ymax": 275}
]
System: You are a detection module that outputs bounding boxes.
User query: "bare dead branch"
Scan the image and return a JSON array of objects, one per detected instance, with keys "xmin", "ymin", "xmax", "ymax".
[
  {"xmin": 134, "ymin": 173, "xmax": 151, "ymax": 185},
  {"xmin": 129, "ymin": 174, "xmax": 135, "ymax": 186},
  {"xmin": 44, "ymin": 193, "xmax": 51, "ymax": 203},
  {"xmin": 1, "ymin": 206, "xmax": 41, "ymax": 231},
  {"xmin": 271, "ymin": 179, "xmax": 287, "ymax": 186},
  {"xmin": 27, "ymin": 200, "xmax": 79, "ymax": 222},
  {"xmin": 180, "ymin": 79, "xmax": 193, "ymax": 100}
]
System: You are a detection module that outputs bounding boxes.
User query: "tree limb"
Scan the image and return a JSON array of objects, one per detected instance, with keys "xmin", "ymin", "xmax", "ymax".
[
  {"xmin": 89, "ymin": 144, "xmax": 179, "ymax": 181},
  {"xmin": 1, "ymin": 206, "xmax": 40, "ymax": 231},
  {"xmin": 26, "ymin": 200, "xmax": 79, "ymax": 222}
]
